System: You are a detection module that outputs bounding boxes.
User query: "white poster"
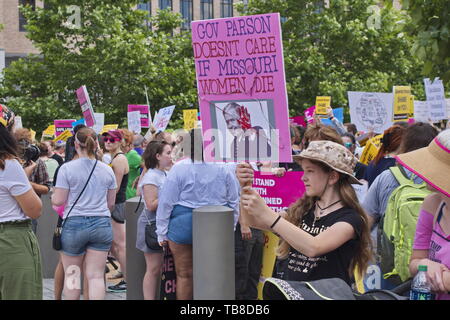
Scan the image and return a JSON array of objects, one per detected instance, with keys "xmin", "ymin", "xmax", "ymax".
[
  {"xmin": 127, "ymin": 111, "xmax": 142, "ymax": 134},
  {"xmin": 13, "ymin": 116, "xmax": 23, "ymax": 130},
  {"xmin": 153, "ymin": 105, "xmax": 175, "ymax": 132},
  {"xmin": 92, "ymin": 113, "xmax": 104, "ymax": 134},
  {"xmin": 348, "ymin": 91, "xmax": 394, "ymax": 134},
  {"xmin": 424, "ymin": 78, "xmax": 447, "ymax": 122},
  {"xmin": 446, "ymin": 99, "xmax": 450, "ymax": 119},
  {"xmin": 413, "ymin": 101, "xmax": 429, "ymax": 123}
]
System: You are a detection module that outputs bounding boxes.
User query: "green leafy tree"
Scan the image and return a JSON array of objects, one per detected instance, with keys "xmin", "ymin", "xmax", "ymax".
[
  {"xmin": 236, "ymin": 0, "xmax": 425, "ymax": 119},
  {"xmin": 402, "ymin": 0, "xmax": 450, "ymax": 86},
  {"xmin": 0, "ymin": 0, "xmax": 197, "ymax": 132}
]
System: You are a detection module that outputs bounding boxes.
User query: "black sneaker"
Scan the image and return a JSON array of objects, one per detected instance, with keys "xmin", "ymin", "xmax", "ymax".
[{"xmin": 107, "ymin": 280, "xmax": 127, "ymax": 293}]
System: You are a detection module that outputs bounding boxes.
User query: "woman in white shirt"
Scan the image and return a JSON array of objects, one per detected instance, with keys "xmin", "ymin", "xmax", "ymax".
[
  {"xmin": 0, "ymin": 105, "xmax": 43, "ymax": 299},
  {"xmin": 156, "ymin": 129, "xmax": 240, "ymax": 299},
  {"xmin": 136, "ymin": 140, "xmax": 173, "ymax": 299},
  {"xmin": 52, "ymin": 127, "xmax": 117, "ymax": 300}
]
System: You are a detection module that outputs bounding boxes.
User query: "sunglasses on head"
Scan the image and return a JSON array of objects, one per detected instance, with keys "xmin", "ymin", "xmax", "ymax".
[{"xmin": 103, "ymin": 137, "xmax": 120, "ymax": 143}]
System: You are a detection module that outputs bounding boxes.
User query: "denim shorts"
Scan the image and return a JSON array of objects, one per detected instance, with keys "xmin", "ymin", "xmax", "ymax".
[
  {"xmin": 167, "ymin": 205, "xmax": 194, "ymax": 245},
  {"xmin": 61, "ymin": 216, "xmax": 113, "ymax": 256}
]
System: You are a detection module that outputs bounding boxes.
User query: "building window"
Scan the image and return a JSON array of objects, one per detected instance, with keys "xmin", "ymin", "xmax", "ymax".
[
  {"xmin": 201, "ymin": 0, "xmax": 213, "ymax": 20},
  {"xmin": 220, "ymin": 0, "xmax": 233, "ymax": 18},
  {"xmin": 159, "ymin": 0, "xmax": 172, "ymax": 10},
  {"xmin": 138, "ymin": 1, "xmax": 152, "ymax": 29},
  {"xmin": 19, "ymin": 0, "xmax": 36, "ymax": 32},
  {"xmin": 180, "ymin": 0, "xmax": 193, "ymax": 30}
]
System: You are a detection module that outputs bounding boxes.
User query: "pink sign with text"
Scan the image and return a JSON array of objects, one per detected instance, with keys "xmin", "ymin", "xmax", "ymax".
[
  {"xmin": 76, "ymin": 86, "xmax": 96, "ymax": 127},
  {"xmin": 252, "ymin": 171, "xmax": 305, "ymax": 212},
  {"xmin": 192, "ymin": 13, "xmax": 291, "ymax": 162},
  {"xmin": 289, "ymin": 116, "xmax": 306, "ymax": 127},
  {"xmin": 304, "ymin": 106, "xmax": 316, "ymax": 124},
  {"xmin": 54, "ymin": 119, "xmax": 75, "ymax": 137},
  {"xmin": 128, "ymin": 104, "xmax": 151, "ymax": 128}
]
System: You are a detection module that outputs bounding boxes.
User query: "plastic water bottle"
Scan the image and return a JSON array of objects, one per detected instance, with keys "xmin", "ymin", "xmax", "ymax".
[{"xmin": 410, "ymin": 265, "xmax": 432, "ymax": 300}]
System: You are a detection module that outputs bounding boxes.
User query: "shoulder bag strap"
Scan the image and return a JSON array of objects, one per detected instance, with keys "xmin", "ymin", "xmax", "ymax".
[{"xmin": 61, "ymin": 160, "xmax": 98, "ymax": 228}]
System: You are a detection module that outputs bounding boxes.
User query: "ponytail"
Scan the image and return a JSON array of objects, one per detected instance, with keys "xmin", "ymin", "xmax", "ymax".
[{"xmin": 75, "ymin": 127, "xmax": 97, "ymax": 158}]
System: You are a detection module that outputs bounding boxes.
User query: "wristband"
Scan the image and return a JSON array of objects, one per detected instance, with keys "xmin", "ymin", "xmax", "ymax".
[{"xmin": 270, "ymin": 215, "xmax": 282, "ymax": 229}]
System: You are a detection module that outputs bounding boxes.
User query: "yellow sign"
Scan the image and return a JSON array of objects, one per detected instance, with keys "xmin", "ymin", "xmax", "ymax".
[
  {"xmin": 43, "ymin": 125, "xmax": 56, "ymax": 138},
  {"xmin": 257, "ymin": 231, "xmax": 279, "ymax": 300},
  {"xmin": 393, "ymin": 86, "xmax": 411, "ymax": 122},
  {"xmin": 53, "ymin": 130, "xmax": 73, "ymax": 143},
  {"xmin": 315, "ymin": 96, "xmax": 331, "ymax": 115},
  {"xmin": 360, "ymin": 134, "xmax": 383, "ymax": 165},
  {"xmin": 101, "ymin": 124, "xmax": 119, "ymax": 134},
  {"xmin": 183, "ymin": 109, "xmax": 198, "ymax": 131}
]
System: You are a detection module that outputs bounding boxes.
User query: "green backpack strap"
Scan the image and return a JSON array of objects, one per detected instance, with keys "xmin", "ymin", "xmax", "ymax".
[{"xmin": 389, "ymin": 166, "xmax": 413, "ymax": 186}]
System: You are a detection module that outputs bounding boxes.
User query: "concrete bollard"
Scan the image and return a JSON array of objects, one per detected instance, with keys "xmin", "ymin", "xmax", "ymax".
[
  {"xmin": 36, "ymin": 194, "xmax": 60, "ymax": 279},
  {"xmin": 125, "ymin": 196, "xmax": 147, "ymax": 300},
  {"xmin": 193, "ymin": 205, "xmax": 235, "ymax": 300}
]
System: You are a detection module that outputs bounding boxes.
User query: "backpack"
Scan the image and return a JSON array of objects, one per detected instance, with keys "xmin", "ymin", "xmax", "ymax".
[{"xmin": 378, "ymin": 165, "xmax": 431, "ymax": 281}]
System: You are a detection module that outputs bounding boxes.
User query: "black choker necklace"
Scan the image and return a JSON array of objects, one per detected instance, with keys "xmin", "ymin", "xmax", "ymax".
[{"xmin": 316, "ymin": 200, "xmax": 342, "ymax": 216}]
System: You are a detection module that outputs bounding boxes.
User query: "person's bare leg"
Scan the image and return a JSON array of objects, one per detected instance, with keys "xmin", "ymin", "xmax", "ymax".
[
  {"xmin": 111, "ymin": 220, "xmax": 127, "ymax": 280},
  {"xmin": 61, "ymin": 254, "xmax": 84, "ymax": 300},
  {"xmin": 168, "ymin": 241, "xmax": 193, "ymax": 300},
  {"xmin": 84, "ymin": 249, "xmax": 109, "ymax": 300},
  {"xmin": 83, "ymin": 260, "xmax": 89, "ymax": 300},
  {"xmin": 143, "ymin": 252, "xmax": 164, "ymax": 300},
  {"xmin": 53, "ymin": 256, "xmax": 64, "ymax": 300}
]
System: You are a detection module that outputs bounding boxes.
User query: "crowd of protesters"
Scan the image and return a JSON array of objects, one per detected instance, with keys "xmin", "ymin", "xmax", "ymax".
[{"xmin": 0, "ymin": 102, "xmax": 449, "ymax": 300}]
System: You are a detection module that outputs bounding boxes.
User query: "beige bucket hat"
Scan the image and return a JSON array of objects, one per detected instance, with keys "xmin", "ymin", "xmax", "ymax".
[{"xmin": 293, "ymin": 140, "xmax": 362, "ymax": 185}]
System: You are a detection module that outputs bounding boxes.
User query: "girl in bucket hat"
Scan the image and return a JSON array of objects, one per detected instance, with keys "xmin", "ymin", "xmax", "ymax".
[
  {"xmin": 237, "ymin": 140, "xmax": 372, "ymax": 285},
  {"xmin": 401, "ymin": 130, "xmax": 450, "ymax": 299}
]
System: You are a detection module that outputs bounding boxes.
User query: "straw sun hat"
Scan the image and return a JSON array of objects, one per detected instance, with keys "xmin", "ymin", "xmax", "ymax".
[
  {"xmin": 293, "ymin": 140, "xmax": 362, "ymax": 185},
  {"xmin": 395, "ymin": 130, "xmax": 450, "ymax": 198}
]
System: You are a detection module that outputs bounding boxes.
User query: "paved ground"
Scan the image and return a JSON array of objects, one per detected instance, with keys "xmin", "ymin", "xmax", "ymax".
[{"xmin": 43, "ymin": 267, "xmax": 127, "ymax": 300}]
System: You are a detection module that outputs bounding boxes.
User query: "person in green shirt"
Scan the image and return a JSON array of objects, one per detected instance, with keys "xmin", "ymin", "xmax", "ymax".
[{"xmin": 121, "ymin": 129, "xmax": 143, "ymax": 199}]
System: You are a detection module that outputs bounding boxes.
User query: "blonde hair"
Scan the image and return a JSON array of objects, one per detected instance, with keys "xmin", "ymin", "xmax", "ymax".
[{"xmin": 277, "ymin": 159, "xmax": 373, "ymax": 279}]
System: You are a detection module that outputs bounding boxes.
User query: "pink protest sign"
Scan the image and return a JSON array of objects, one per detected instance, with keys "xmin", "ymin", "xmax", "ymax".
[
  {"xmin": 192, "ymin": 13, "xmax": 291, "ymax": 163},
  {"xmin": 128, "ymin": 104, "xmax": 151, "ymax": 128},
  {"xmin": 304, "ymin": 106, "xmax": 316, "ymax": 124},
  {"xmin": 289, "ymin": 116, "xmax": 306, "ymax": 127},
  {"xmin": 54, "ymin": 119, "xmax": 75, "ymax": 137},
  {"xmin": 76, "ymin": 86, "xmax": 96, "ymax": 127},
  {"xmin": 252, "ymin": 171, "xmax": 305, "ymax": 212}
]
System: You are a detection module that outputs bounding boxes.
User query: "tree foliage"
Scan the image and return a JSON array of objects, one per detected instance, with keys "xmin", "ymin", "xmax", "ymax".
[
  {"xmin": 402, "ymin": 0, "xmax": 450, "ymax": 85},
  {"xmin": 0, "ymin": 0, "xmax": 197, "ymax": 131},
  {"xmin": 236, "ymin": 0, "xmax": 425, "ymax": 118}
]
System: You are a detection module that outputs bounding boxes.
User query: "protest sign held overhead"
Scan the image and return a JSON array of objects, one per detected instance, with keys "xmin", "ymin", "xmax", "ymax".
[
  {"xmin": 392, "ymin": 86, "xmax": 411, "ymax": 122},
  {"xmin": 304, "ymin": 106, "xmax": 316, "ymax": 124},
  {"xmin": 43, "ymin": 125, "xmax": 56, "ymax": 138},
  {"xmin": 128, "ymin": 105, "xmax": 151, "ymax": 128},
  {"xmin": 424, "ymin": 78, "xmax": 447, "ymax": 122},
  {"xmin": 53, "ymin": 129, "xmax": 72, "ymax": 143},
  {"xmin": 153, "ymin": 105, "xmax": 175, "ymax": 132},
  {"xmin": 72, "ymin": 119, "xmax": 85, "ymax": 128},
  {"xmin": 348, "ymin": 91, "xmax": 393, "ymax": 134},
  {"xmin": 76, "ymin": 86, "xmax": 96, "ymax": 127},
  {"xmin": 183, "ymin": 109, "xmax": 199, "ymax": 131},
  {"xmin": 127, "ymin": 111, "xmax": 142, "ymax": 134},
  {"xmin": 321, "ymin": 107, "xmax": 344, "ymax": 126},
  {"xmin": 101, "ymin": 124, "xmax": 118, "ymax": 134},
  {"xmin": 92, "ymin": 113, "xmax": 104, "ymax": 134},
  {"xmin": 54, "ymin": 119, "xmax": 75, "ymax": 137},
  {"xmin": 289, "ymin": 116, "xmax": 306, "ymax": 127},
  {"xmin": 13, "ymin": 116, "xmax": 22, "ymax": 130},
  {"xmin": 414, "ymin": 101, "xmax": 429, "ymax": 123},
  {"xmin": 192, "ymin": 13, "xmax": 291, "ymax": 162},
  {"xmin": 315, "ymin": 96, "xmax": 331, "ymax": 116}
]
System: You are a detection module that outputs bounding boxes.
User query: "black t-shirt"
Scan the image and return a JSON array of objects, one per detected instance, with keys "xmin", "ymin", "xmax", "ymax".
[{"xmin": 284, "ymin": 207, "xmax": 363, "ymax": 285}]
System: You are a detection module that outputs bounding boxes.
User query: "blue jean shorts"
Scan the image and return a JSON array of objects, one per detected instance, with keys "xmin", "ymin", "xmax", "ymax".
[
  {"xmin": 167, "ymin": 205, "xmax": 194, "ymax": 245},
  {"xmin": 61, "ymin": 216, "xmax": 113, "ymax": 256}
]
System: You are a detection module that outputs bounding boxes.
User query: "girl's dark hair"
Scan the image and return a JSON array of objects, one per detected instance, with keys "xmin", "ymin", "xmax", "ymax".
[
  {"xmin": 373, "ymin": 125, "xmax": 406, "ymax": 164},
  {"xmin": 0, "ymin": 124, "xmax": 19, "ymax": 170},
  {"xmin": 399, "ymin": 122, "xmax": 438, "ymax": 154},
  {"xmin": 277, "ymin": 159, "xmax": 373, "ymax": 279},
  {"xmin": 143, "ymin": 140, "xmax": 169, "ymax": 169},
  {"xmin": 345, "ymin": 123, "xmax": 358, "ymax": 136},
  {"xmin": 38, "ymin": 142, "xmax": 50, "ymax": 157},
  {"xmin": 190, "ymin": 128, "xmax": 204, "ymax": 162}
]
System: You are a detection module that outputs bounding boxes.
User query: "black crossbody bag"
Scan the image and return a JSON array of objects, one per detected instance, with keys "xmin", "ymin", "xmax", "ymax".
[{"xmin": 52, "ymin": 160, "xmax": 98, "ymax": 251}]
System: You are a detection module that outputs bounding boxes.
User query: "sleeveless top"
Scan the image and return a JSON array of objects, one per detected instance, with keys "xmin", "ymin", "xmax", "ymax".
[{"xmin": 111, "ymin": 152, "xmax": 129, "ymax": 204}]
